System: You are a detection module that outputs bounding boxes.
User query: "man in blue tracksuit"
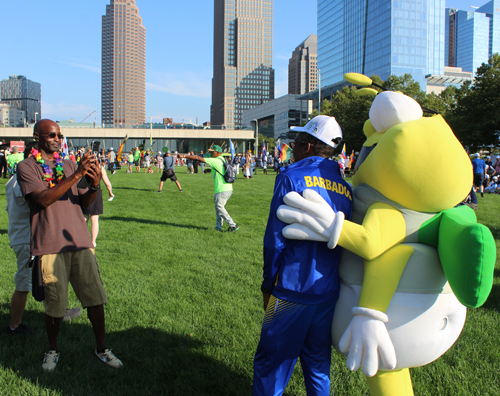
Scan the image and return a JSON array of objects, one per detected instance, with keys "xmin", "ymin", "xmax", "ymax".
[{"xmin": 253, "ymin": 116, "xmax": 353, "ymax": 396}]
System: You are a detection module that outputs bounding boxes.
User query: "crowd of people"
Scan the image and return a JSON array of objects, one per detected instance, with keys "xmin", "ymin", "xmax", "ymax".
[{"xmin": 4, "ymin": 114, "xmax": 497, "ymax": 394}]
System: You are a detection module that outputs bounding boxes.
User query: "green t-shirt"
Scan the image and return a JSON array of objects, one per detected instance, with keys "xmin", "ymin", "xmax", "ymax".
[
  {"xmin": 134, "ymin": 150, "xmax": 141, "ymax": 161},
  {"xmin": 128, "ymin": 153, "xmax": 134, "ymax": 163},
  {"xmin": 7, "ymin": 152, "xmax": 24, "ymax": 168},
  {"xmin": 205, "ymin": 157, "xmax": 233, "ymax": 194}
]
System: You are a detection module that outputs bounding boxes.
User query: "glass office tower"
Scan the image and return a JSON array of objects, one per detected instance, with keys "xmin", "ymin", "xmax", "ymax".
[
  {"xmin": 317, "ymin": 0, "xmax": 445, "ymax": 89},
  {"xmin": 0, "ymin": 75, "xmax": 41, "ymax": 124},
  {"xmin": 102, "ymin": 0, "xmax": 146, "ymax": 128},
  {"xmin": 211, "ymin": 0, "xmax": 274, "ymax": 129},
  {"xmin": 446, "ymin": 1, "xmax": 500, "ymax": 75}
]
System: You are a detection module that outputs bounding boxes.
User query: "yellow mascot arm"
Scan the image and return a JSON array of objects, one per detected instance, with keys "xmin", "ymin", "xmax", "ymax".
[
  {"xmin": 358, "ymin": 245, "xmax": 414, "ymax": 312},
  {"xmin": 338, "ymin": 203, "xmax": 406, "ymax": 261}
]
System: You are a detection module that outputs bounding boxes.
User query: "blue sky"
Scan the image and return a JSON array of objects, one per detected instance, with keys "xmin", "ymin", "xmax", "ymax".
[{"xmin": 0, "ymin": 0, "xmax": 485, "ymax": 125}]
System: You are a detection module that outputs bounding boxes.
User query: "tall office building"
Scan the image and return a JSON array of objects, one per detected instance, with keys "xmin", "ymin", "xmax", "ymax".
[
  {"xmin": 0, "ymin": 75, "xmax": 41, "ymax": 124},
  {"xmin": 446, "ymin": 1, "xmax": 500, "ymax": 75},
  {"xmin": 102, "ymin": 0, "xmax": 146, "ymax": 128},
  {"xmin": 288, "ymin": 34, "xmax": 318, "ymax": 95},
  {"xmin": 317, "ymin": 0, "xmax": 445, "ymax": 90},
  {"xmin": 211, "ymin": 0, "xmax": 274, "ymax": 129}
]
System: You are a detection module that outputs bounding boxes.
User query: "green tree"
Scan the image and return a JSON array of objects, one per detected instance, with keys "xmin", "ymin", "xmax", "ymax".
[
  {"xmin": 258, "ymin": 133, "xmax": 276, "ymax": 151},
  {"xmin": 306, "ymin": 74, "xmax": 462, "ymax": 153},
  {"xmin": 447, "ymin": 54, "xmax": 500, "ymax": 151},
  {"xmin": 319, "ymin": 86, "xmax": 374, "ymax": 153}
]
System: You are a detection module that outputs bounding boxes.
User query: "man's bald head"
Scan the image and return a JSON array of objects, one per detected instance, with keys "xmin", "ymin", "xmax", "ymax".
[{"xmin": 34, "ymin": 119, "xmax": 59, "ymax": 141}]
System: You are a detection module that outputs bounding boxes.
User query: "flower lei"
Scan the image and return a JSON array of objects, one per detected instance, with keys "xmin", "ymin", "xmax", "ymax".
[{"xmin": 31, "ymin": 148, "xmax": 65, "ymax": 188}]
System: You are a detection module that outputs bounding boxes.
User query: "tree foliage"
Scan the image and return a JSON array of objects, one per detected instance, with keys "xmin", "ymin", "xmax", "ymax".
[
  {"xmin": 300, "ymin": 60, "xmax": 500, "ymax": 153},
  {"xmin": 258, "ymin": 133, "xmax": 276, "ymax": 151},
  {"xmin": 320, "ymin": 86, "xmax": 374, "ymax": 154},
  {"xmin": 447, "ymin": 54, "xmax": 500, "ymax": 151}
]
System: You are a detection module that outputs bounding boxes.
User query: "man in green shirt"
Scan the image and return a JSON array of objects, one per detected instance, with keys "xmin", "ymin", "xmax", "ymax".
[
  {"xmin": 133, "ymin": 147, "xmax": 141, "ymax": 173},
  {"xmin": 7, "ymin": 146, "xmax": 24, "ymax": 177},
  {"xmin": 179, "ymin": 145, "xmax": 238, "ymax": 232}
]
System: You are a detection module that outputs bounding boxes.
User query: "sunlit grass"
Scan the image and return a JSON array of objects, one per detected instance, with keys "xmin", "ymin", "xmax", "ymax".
[{"xmin": 0, "ymin": 169, "xmax": 498, "ymax": 395}]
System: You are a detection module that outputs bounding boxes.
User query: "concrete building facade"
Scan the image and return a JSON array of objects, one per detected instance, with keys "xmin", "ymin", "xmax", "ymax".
[
  {"xmin": 0, "ymin": 103, "xmax": 26, "ymax": 127},
  {"xmin": 288, "ymin": 34, "xmax": 318, "ymax": 95},
  {"xmin": 0, "ymin": 75, "xmax": 41, "ymax": 124},
  {"xmin": 211, "ymin": 0, "xmax": 275, "ymax": 129},
  {"xmin": 425, "ymin": 66, "xmax": 473, "ymax": 94},
  {"xmin": 0, "ymin": 126, "xmax": 254, "ymax": 156},
  {"xmin": 102, "ymin": 0, "xmax": 146, "ymax": 128},
  {"xmin": 241, "ymin": 94, "xmax": 311, "ymax": 140}
]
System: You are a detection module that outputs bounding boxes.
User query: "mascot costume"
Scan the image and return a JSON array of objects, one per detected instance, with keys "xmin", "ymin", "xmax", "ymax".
[{"xmin": 277, "ymin": 73, "xmax": 496, "ymax": 396}]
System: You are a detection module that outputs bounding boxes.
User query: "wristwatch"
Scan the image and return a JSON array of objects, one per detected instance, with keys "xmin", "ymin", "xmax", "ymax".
[{"xmin": 91, "ymin": 184, "xmax": 101, "ymax": 191}]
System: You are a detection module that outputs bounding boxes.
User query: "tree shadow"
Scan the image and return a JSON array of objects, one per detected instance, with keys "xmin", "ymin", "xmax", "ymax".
[
  {"xmin": 0, "ymin": 304, "xmax": 252, "ymax": 395},
  {"xmin": 104, "ymin": 216, "xmax": 209, "ymax": 231}
]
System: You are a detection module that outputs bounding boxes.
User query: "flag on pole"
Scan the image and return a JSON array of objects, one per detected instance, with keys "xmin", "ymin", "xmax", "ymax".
[
  {"xmin": 117, "ymin": 134, "xmax": 128, "ymax": 161},
  {"xmin": 341, "ymin": 144, "xmax": 347, "ymax": 159},
  {"xmin": 261, "ymin": 141, "xmax": 266, "ymax": 159},
  {"xmin": 229, "ymin": 139, "xmax": 235, "ymax": 160},
  {"xmin": 280, "ymin": 143, "xmax": 291, "ymax": 162},
  {"xmin": 274, "ymin": 146, "xmax": 278, "ymax": 157},
  {"xmin": 61, "ymin": 136, "xmax": 69, "ymax": 157},
  {"xmin": 347, "ymin": 150, "xmax": 355, "ymax": 169}
]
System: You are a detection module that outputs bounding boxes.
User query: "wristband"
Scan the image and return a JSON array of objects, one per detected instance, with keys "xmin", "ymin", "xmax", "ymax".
[
  {"xmin": 351, "ymin": 306, "xmax": 389, "ymax": 323},
  {"xmin": 91, "ymin": 184, "xmax": 101, "ymax": 191}
]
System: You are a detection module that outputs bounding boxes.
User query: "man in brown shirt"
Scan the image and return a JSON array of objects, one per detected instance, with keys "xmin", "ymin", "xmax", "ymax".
[{"xmin": 17, "ymin": 119, "xmax": 123, "ymax": 372}]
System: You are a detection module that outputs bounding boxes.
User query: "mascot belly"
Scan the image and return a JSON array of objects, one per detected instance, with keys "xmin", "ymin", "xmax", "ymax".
[{"xmin": 333, "ymin": 248, "xmax": 467, "ymax": 371}]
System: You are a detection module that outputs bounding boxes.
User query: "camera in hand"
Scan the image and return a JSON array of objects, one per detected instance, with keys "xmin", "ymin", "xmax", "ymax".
[{"xmin": 77, "ymin": 140, "xmax": 100, "ymax": 189}]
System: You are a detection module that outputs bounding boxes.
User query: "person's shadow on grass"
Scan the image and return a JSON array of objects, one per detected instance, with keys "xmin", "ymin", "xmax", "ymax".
[
  {"xmin": 105, "ymin": 216, "xmax": 209, "ymax": 231},
  {"xmin": 0, "ymin": 304, "xmax": 252, "ymax": 395}
]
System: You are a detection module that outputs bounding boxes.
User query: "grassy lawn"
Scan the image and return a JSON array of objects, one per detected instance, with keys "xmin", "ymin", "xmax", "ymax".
[{"xmin": 0, "ymin": 168, "xmax": 498, "ymax": 395}]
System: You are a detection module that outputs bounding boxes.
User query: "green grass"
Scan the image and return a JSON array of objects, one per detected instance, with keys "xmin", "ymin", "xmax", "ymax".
[{"xmin": 0, "ymin": 168, "xmax": 498, "ymax": 395}]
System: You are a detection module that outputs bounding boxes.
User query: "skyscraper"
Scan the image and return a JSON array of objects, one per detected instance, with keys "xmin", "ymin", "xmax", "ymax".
[
  {"xmin": 288, "ymin": 34, "xmax": 318, "ymax": 95},
  {"xmin": 102, "ymin": 0, "xmax": 146, "ymax": 128},
  {"xmin": 317, "ymin": 0, "xmax": 445, "ymax": 90},
  {"xmin": 211, "ymin": 0, "xmax": 274, "ymax": 129},
  {"xmin": 446, "ymin": 1, "xmax": 500, "ymax": 75},
  {"xmin": 0, "ymin": 75, "xmax": 41, "ymax": 124}
]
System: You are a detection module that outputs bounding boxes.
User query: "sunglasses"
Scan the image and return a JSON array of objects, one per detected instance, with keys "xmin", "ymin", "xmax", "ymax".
[
  {"xmin": 43, "ymin": 132, "xmax": 64, "ymax": 139},
  {"xmin": 289, "ymin": 141, "xmax": 309, "ymax": 149}
]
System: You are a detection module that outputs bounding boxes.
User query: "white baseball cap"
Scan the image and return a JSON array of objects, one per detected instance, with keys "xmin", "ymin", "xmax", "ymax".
[{"xmin": 291, "ymin": 115, "xmax": 342, "ymax": 148}]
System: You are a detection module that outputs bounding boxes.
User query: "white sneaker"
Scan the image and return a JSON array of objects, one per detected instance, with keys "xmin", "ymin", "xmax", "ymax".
[
  {"xmin": 95, "ymin": 348, "xmax": 123, "ymax": 368},
  {"xmin": 42, "ymin": 350, "xmax": 60, "ymax": 372},
  {"xmin": 108, "ymin": 196, "xmax": 114, "ymax": 201}
]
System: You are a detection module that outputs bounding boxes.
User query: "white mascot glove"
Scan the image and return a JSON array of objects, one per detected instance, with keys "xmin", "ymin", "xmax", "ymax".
[
  {"xmin": 277, "ymin": 189, "xmax": 344, "ymax": 249},
  {"xmin": 338, "ymin": 307, "xmax": 397, "ymax": 377}
]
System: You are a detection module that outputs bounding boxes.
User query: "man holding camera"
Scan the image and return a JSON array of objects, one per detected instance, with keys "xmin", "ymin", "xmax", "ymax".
[{"xmin": 17, "ymin": 119, "xmax": 122, "ymax": 372}]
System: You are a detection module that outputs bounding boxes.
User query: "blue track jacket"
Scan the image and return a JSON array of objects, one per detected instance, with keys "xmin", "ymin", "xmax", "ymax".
[{"xmin": 262, "ymin": 157, "xmax": 353, "ymax": 305}]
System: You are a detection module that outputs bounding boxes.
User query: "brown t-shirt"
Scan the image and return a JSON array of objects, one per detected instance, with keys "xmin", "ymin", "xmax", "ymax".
[{"xmin": 17, "ymin": 156, "xmax": 93, "ymax": 256}]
